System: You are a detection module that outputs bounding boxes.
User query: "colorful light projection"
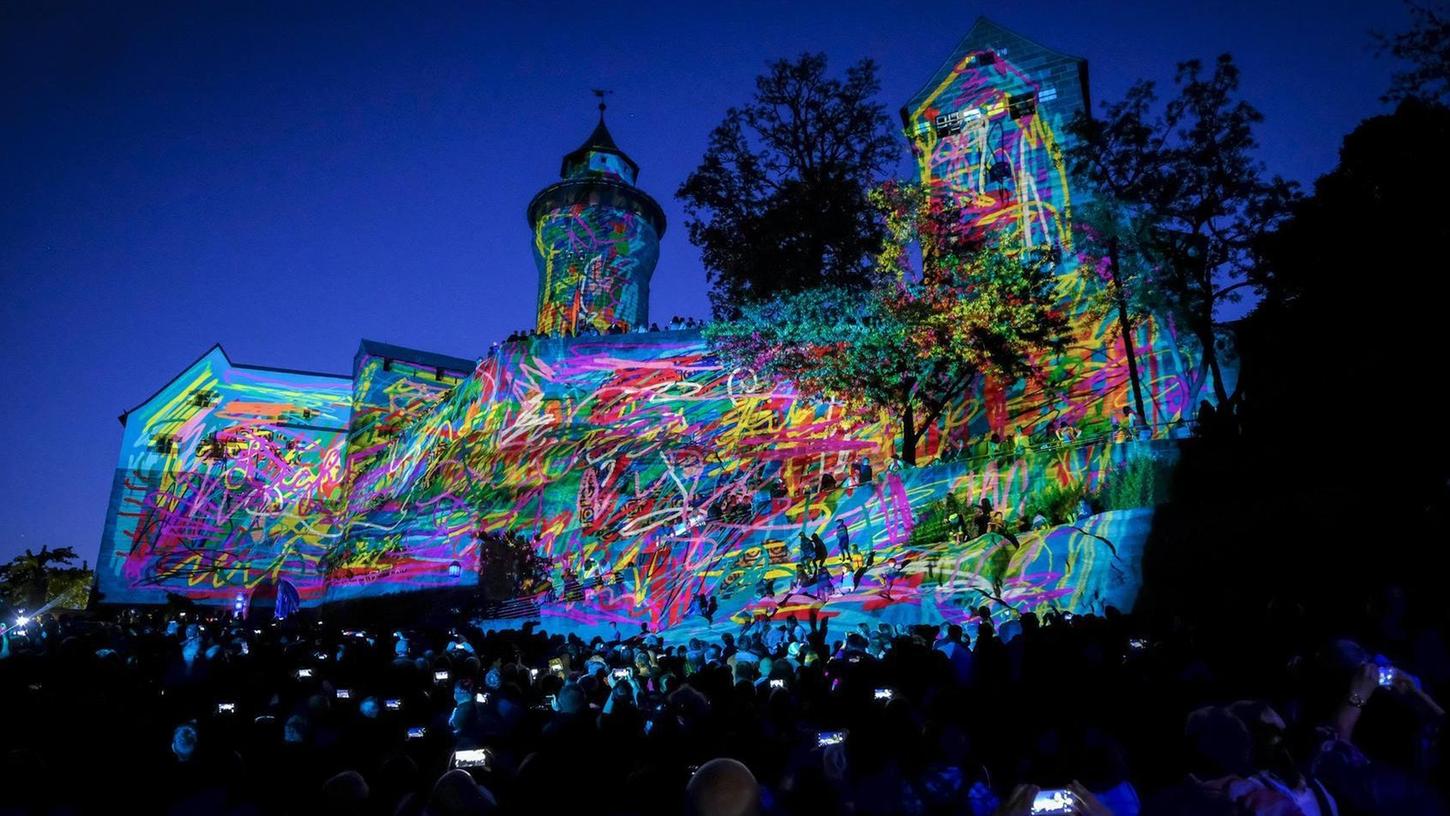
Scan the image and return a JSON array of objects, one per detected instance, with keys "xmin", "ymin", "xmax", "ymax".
[
  {"xmin": 98, "ymin": 21, "xmax": 1224, "ymax": 631},
  {"xmin": 528, "ymin": 117, "xmax": 665, "ymax": 336},
  {"xmin": 900, "ymin": 18, "xmax": 1229, "ymax": 429},
  {"xmin": 97, "ymin": 346, "xmax": 354, "ymax": 604},
  {"xmin": 531, "ymin": 204, "xmax": 660, "ymax": 336},
  {"xmin": 354, "ymin": 333, "xmax": 1172, "ymax": 632}
]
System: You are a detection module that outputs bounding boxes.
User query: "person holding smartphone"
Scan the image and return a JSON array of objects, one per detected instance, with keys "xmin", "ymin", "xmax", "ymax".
[{"xmin": 448, "ymin": 678, "xmax": 487, "ymax": 747}]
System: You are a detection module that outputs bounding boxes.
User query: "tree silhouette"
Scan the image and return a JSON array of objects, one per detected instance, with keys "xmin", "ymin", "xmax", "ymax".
[
  {"xmin": 0, "ymin": 545, "xmax": 86, "ymax": 610},
  {"xmin": 1068, "ymin": 55, "xmax": 1297, "ymax": 410},
  {"xmin": 678, "ymin": 53, "xmax": 898, "ymax": 317},
  {"xmin": 1376, "ymin": 1, "xmax": 1450, "ymax": 104}
]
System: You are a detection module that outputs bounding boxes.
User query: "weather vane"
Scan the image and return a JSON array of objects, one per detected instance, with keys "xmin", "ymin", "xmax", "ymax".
[{"xmin": 591, "ymin": 88, "xmax": 613, "ymax": 121}]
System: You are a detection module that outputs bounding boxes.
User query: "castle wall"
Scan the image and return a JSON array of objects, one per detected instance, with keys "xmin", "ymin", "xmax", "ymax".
[
  {"xmin": 97, "ymin": 22, "xmax": 1225, "ymax": 629},
  {"xmin": 532, "ymin": 199, "xmax": 659, "ymax": 335},
  {"xmin": 95, "ymin": 347, "xmax": 353, "ymax": 604}
]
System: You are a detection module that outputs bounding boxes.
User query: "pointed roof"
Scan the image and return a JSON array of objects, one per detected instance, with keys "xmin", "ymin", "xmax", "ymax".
[
  {"xmin": 901, "ymin": 16, "xmax": 1090, "ymax": 127},
  {"xmin": 560, "ymin": 114, "xmax": 640, "ymax": 180}
]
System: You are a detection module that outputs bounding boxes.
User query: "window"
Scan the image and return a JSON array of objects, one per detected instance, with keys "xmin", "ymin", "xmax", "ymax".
[{"xmin": 1008, "ymin": 92, "xmax": 1037, "ymax": 120}]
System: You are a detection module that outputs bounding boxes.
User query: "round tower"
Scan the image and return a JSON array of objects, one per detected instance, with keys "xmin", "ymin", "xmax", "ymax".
[{"xmin": 527, "ymin": 100, "xmax": 666, "ymax": 335}]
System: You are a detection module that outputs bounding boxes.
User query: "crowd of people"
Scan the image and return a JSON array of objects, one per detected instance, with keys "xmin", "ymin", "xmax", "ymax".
[
  {"xmin": 2, "ymin": 584, "xmax": 1445, "ymax": 815},
  {"xmin": 500, "ymin": 315, "xmax": 705, "ymax": 346}
]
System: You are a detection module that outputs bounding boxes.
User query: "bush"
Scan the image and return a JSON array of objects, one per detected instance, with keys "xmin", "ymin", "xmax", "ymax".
[
  {"xmin": 1024, "ymin": 479, "xmax": 1087, "ymax": 525},
  {"xmin": 1094, "ymin": 455, "xmax": 1174, "ymax": 510}
]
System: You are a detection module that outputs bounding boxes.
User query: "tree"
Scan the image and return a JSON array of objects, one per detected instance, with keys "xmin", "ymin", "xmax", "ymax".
[
  {"xmin": 1067, "ymin": 55, "xmax": 1297, "ymax": 409},
  {"xmin": 677, "ymin": 53, "xmax": 898, "ymax": 317},
  {"xmin": 1376, "ymin": 1, "xmax": 1450, "ymax": 104},
  {"xmin": 0, "ymin": 545, "xmax": 90, "ymax": 611},
  {"xmin": 1247, "ymin": 98, "xmax": 1450, "ymax": 482},
  {"xmin": 706, "ymin": 183, "xmax": 1068, "ymax": 465}
]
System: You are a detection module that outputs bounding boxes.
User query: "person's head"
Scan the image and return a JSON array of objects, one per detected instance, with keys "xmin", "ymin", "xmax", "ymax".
[
  {"xmin": 555, "ymin": 683, "xmax": 587, "ymax": 715},
  {"xmin": 171, "ymin": 723, "xmax": 198, "ymax": 762},
  {"xmin": 428, "ymin": 768, "xmax": 498, "ymax": 816},
  {"xmin": 358, "ymin": 696, "xmax": 381, "ymax": 720},
  {"xmin": 1183, "ymin": 706, "xmax": 1252, "ymax": 779},
  {"xmin": 453, "ymin": 678, "xmax": 475, "ymax": 705},
  {"xmin": 687, "ymin": 758, "xmax": 760, "ymax": 816},
  {"xmin": 321, "ymin": 770, "xmax": 369, "ymax": 815},
  {"xmin": 284, "ymin": 714, "xmax": 310, "ymax": 744},
  {"xmin": 946, "ymin": 624, "xmax": 964, "ymax": 643}
]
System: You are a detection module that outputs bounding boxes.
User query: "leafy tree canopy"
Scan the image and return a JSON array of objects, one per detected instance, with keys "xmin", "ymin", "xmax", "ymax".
[
  {"xmin": 1067, "ymin": 54, "xmax": 1297, "ymax": 406},
  {"xmin": 1376, "ymin": 1, "xmax": 1450, "ymax": 104},
  {"xmin": 706, "ymin": 183, "xmax": 1068, "ymax": 465},
  {"xmin": 678, "ymin": 53, "xmax": 898, "ymax": 317}
]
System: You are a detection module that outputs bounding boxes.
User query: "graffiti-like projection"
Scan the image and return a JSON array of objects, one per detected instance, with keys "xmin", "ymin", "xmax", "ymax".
[
  {"xmin": 532, "ymin": 204, "xmax": 659, "ymax": 336},
  {"xmin": 528, "ymin": 116, "xmax": 665, "ymax": 336},
  {"xmin": 901, "ymin": 19, "xmax": 1228, "ymax": 428},
  {"xmin": 98, "ymin": 22, "xmax": 1225, "ymax": 634},
  {"xmin": 98, "ymin": 346, "xmax": 354, "ymax": 604}
]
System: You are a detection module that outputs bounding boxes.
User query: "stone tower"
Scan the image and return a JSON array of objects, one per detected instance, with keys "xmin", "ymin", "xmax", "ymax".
[{"xmin": 526, "ymin": 101, "xmax": 666, "ymax": 335}]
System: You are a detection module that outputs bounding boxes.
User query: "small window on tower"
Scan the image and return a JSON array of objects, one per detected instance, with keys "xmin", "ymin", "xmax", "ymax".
[{"xmin": 1008, "ymin": 92, "xmax": 1037, "ymax": 120}]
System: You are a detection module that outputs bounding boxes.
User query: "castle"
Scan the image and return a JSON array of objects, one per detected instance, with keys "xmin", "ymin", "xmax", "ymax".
[{"xmin": 97, "ymin": 20, "xmax": 1222, "ymax": 632}]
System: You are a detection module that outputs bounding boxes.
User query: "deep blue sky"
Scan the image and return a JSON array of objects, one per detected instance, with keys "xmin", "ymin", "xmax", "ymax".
[{"xmin": 0, "ymin": 0, "xmax": 1410, "ymax": 566}]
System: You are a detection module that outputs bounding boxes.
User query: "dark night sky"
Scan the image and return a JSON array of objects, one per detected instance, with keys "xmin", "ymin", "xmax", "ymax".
[{"xmin": 0, "ymin": 0, "xmax": 1409, "ymax": 565}]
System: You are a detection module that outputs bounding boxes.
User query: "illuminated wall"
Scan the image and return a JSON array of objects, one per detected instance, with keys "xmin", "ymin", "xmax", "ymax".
[
  {"xmin": 96, "ymin": 346, "xmax": 354, "ymax": 605},
  {"xmin": 328, "ymin": 332, "xmax": 1170, "ymax": 631},
  {"xmin": 528, "ymin": 118, "xmax": 665, "ymax": 335},
  {"xmin": 531, "ymin": 203, "xmax": 660, "ymax": 336},
  {"xmin": 98, "ymin": 21, "xmax": 1216, "ymax": 631},
  {"xmin": 900, "ymin": 18, "xmax": 1227, "ymax": 432}
]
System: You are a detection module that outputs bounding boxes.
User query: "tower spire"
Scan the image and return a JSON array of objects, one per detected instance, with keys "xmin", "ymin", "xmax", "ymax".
[
  {"xmin": 527, "ymin": 99, "xmax": 665, "ymax": 336},
  {"xmin": 591, "ymin": 88, "xmax": 613, "ymax": 124}
]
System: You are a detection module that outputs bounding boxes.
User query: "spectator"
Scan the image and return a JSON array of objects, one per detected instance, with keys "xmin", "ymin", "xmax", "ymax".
[{"xmin": 687, "ymin": 758, "xmax": 760, "ymax": 816}]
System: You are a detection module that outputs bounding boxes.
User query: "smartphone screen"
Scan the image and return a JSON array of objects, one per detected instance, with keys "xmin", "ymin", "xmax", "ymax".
[
  {"xmin": 385, "ymin": 698, "xmax": 402, "ymax": 711},
  {"xmin": 217, "ymin": 702, "xmax": 236, "ymax": 714},
  {"xmin": 296, "ymin": 668, "xmax": 313, "ymax": 679},
  {"xmin": 769, "ymin": 678, "xmax": 786, "ymax": 690},
  {"xmin": 1378, "ymin": 666, "xmax": 1396, "ymax": 687},
  {"xmin": 453, "ymin": 748, "xmax": 491, "ymax": 769},
  {"xmin": 816, "ymin": 730, "xmax": 846, "ymax": 747},
  {"xmin": 475, "ymin": 692, "xmax": 489, "ymax": 704},
  {"xmin": 406, "ymin": 726, "xmax": 427, "ymax": 740},
  {"xmin": 336, "ymin": 689, "xmax": 351, "ymax": 700},
  {"xmin": 1030, "ymin": 789, "xmax": 1075, "ymax": 815},
  {"xmin": 612, "ymin": 668, "xmax": 630, "ymax": 680},
  {"xmin": 434, "ymin": 670, "xmax": 450, "ymax": 683},
  {"xmin": 874, "ymin": 688, "xmax": 894, "ymax": 700}
]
